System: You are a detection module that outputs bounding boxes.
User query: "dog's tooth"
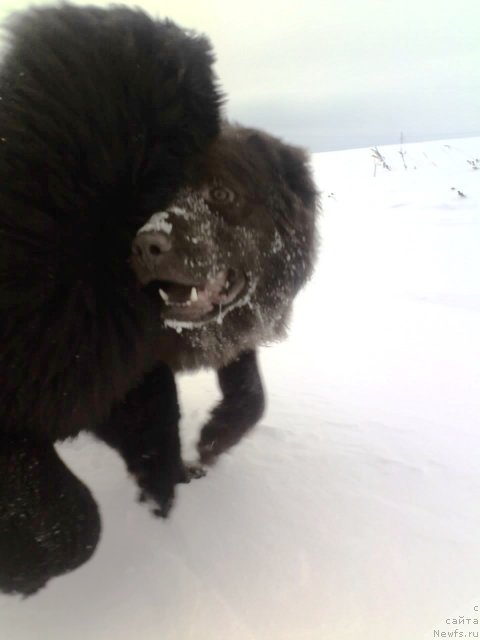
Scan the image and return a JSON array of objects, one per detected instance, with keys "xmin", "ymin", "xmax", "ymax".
[
  {"xmin": 159, "ymin": 288, "xmax": 169, "ymax": 302},
  {"xmin": 190, "ymin": 286, "xmax": 198, "ymax": 302}
]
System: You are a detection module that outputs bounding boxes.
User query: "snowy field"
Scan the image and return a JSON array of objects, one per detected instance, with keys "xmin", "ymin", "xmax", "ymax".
[{"xmin": 1, "ymin": 136, "xmax": 479, "ymax": 640}]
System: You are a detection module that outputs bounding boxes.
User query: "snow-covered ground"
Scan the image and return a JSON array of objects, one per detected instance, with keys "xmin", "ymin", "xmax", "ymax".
[{"xmin": 2, "ymin": 137, "xmax": 479, "ymax": 640}]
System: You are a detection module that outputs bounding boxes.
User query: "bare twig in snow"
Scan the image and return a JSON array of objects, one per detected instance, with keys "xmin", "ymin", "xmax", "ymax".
[{"xmin": 371, "ymin": 147, "xmax": 391, "ymax": 176}]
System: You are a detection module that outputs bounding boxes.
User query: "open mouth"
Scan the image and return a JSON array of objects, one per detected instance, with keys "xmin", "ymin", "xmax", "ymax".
[{"xmin": 144, "ymin": 268, "xmax": 246, "ymax": 322}]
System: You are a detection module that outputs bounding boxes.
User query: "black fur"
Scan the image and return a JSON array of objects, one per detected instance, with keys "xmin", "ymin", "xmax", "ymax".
[
  {"xmin": 0, "ymin": 435, "xmax": 100, "ymax": 595},
  {"xmin": 95, "ymin": 362, "xmax": 184, "ymax": 517},
  {"xmin": 0, "ymin": 3, "xmax": 221, "ymax": 440},
  {"xmin": 131, "ymin": 124, "xmax": 319, "ymax": 464},
  {"xmin": 197, "ymin": 350, "xmax": 265, "ymax": 464},
  {"xmin": 0, "ymin": 4, "xmax": 319, "ymax": 597},
  {"xmin": 0, "ymin": 4, "xmax": 221, "ymax": 595}
]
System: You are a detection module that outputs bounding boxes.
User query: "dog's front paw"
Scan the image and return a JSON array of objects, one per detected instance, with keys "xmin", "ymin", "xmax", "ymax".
[
  {"xmin": 133, "ymin": 459, "xmax": 206, "ymax": 517},
  {"xmin": 197, "ymin": 420, "xmax": 233, "ymax": 465},
  {"xmin": 133, "ymin": 458, "xmax": 180, "ymax": 518},
  {"xmin": 178, "ymin": 461, "xmax": 207, "ymax": 483}
]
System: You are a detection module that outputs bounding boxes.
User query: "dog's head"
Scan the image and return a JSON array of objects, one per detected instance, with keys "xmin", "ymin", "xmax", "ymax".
[{"xmin": 131, "ymin": 123, "xmax": 319, "ymax": 369}]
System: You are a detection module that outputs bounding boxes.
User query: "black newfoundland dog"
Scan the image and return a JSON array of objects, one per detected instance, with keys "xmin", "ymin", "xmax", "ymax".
[{"xmin": 0, "ymin": 4, "xmax": 318, "ymax": 595}]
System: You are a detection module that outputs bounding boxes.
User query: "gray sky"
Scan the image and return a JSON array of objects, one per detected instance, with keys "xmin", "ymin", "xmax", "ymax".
[{"xmin": 1, "ymin": 0, "xmax": 479, "ymax": 151}]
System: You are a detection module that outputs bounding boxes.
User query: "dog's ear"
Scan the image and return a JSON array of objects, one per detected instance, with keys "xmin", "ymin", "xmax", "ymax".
[
  {"xmin": 246, "ymin": 132, "xmax": 318, "ymax": 210},
  {"xmin": 277, "ymin": 143, "xmax": 318, "ymax": 211}
]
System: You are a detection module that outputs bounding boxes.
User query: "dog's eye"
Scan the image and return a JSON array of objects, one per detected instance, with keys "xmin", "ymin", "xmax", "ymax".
[{"xmin": 204, "ymin": 186, "xmax": 236, "ymax": 204}]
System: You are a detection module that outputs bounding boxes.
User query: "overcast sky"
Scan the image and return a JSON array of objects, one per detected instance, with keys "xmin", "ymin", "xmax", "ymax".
[{"xmin": 1, "ymin": 0, "xmax": 479, "ymax": 151}]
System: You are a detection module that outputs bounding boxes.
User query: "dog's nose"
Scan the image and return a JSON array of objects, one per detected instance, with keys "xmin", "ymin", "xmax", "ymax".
[{"xmin": 132, "ymin": 232, "xmax": 172, "ymax": 261}]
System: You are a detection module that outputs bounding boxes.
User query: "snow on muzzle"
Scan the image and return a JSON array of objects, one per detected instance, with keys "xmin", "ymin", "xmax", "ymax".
[{"xmin": 131, "ymin": 207, "xmax": 247, "ymax": 322}]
